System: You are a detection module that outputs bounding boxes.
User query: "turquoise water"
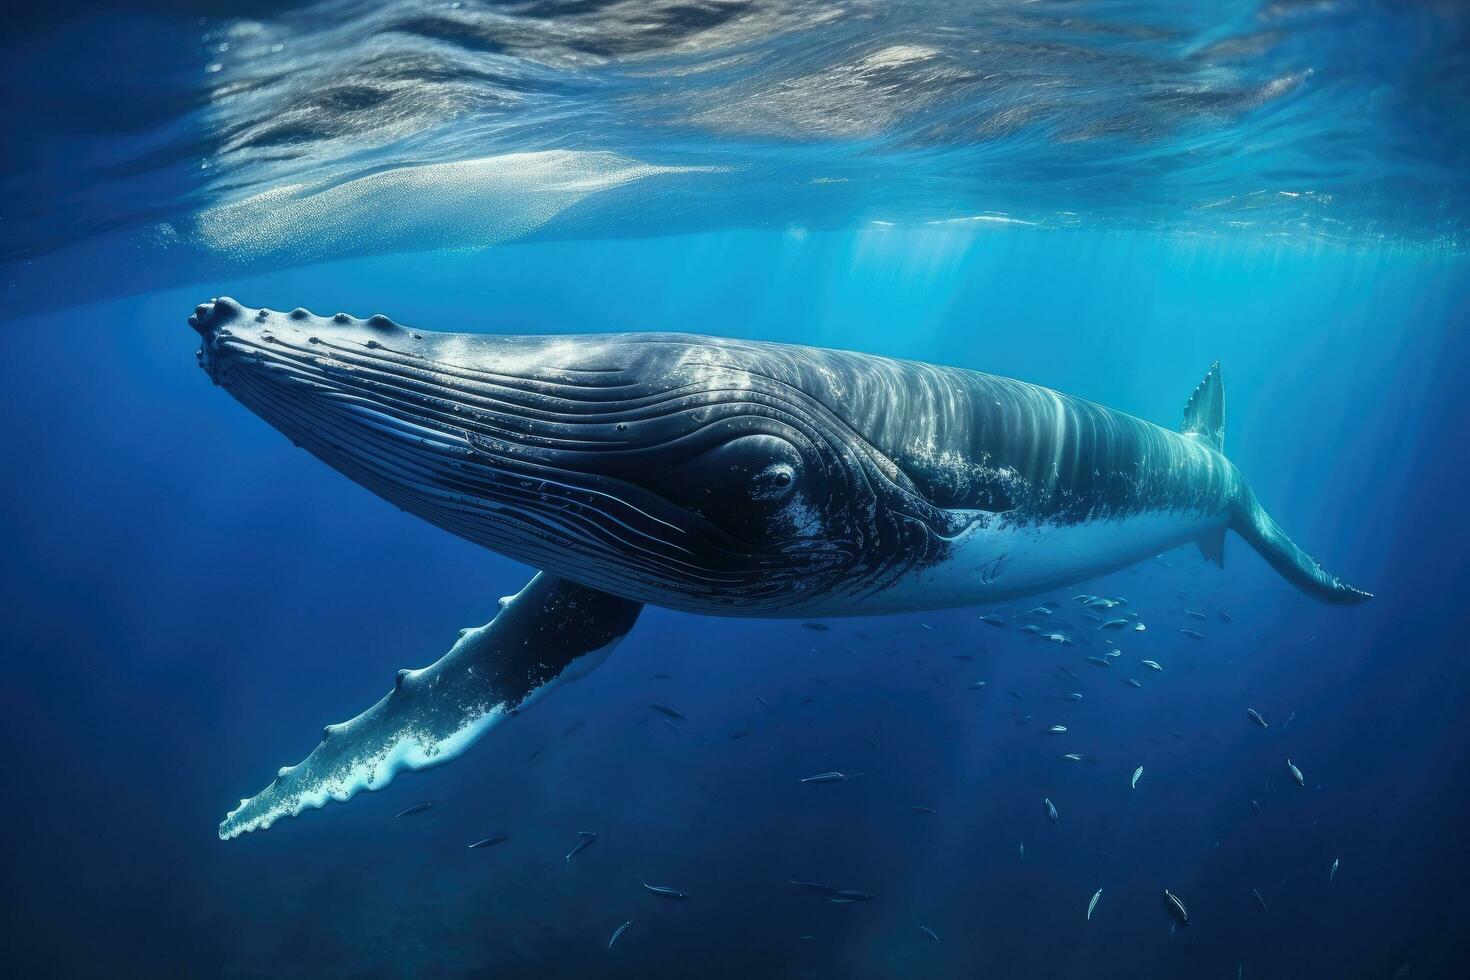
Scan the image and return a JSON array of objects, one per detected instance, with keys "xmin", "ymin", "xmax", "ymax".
[{"xmin": 2, "ymin": 2, "xmax": 1469, "ymax": 977}]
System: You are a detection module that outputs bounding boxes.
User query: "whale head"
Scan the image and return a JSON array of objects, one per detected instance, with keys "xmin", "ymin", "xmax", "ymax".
[{"xmin": 190, "ymin": 298, "xmax": 952, "ymax": 613}]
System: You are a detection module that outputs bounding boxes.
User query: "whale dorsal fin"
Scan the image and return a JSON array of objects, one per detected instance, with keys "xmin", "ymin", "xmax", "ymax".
[
  {"xmin": 1183, "ymin": 362, "xmax": 1226, "ymax": 565},
  {"xmin": 1181, "ymin": 361, "xmax": 1225, "ymax": 453}
]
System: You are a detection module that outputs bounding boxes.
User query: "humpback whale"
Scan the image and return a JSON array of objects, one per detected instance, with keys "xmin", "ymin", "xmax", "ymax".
[{"xmin": 188, "ymin": 297, "xmax": 1368, "ymax": 839}]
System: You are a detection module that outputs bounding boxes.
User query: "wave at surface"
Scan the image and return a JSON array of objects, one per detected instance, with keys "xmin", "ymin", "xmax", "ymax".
[{"xmin": 2, "ymin": 0, "xmax": 1468, "ymax": 311}]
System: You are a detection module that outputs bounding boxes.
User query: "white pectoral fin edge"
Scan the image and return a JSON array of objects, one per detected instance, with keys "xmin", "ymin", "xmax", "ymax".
[{"xmin": 218, "ymin": 573, "xmax": 643, "ymax": 840}]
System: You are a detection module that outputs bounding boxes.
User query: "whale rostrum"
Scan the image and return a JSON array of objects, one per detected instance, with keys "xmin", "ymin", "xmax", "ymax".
[{"xmin": 191, "ymin": 297, "xmax": 1369, "ymax": 838}]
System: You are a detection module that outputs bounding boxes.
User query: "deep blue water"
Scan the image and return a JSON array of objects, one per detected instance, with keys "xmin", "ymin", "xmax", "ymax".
[{"xmin": 3, "ymin": 3, "xmax": 1470, "ymax": 979}]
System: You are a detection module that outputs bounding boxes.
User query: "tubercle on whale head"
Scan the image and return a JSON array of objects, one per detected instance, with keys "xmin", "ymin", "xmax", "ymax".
[{"xmin": 190, "ymin": 296, "xmax": 418, "ymax": 385}]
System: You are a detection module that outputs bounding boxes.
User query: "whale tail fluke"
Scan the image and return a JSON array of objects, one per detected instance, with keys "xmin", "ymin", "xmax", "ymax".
[
  {"xmin": 1231, "ymin": 485, "xmax": 1372, "ymax": 604},
  {"xmin": 1182, "ymin": 363, "xmax": 1369, "ymax": 604}
]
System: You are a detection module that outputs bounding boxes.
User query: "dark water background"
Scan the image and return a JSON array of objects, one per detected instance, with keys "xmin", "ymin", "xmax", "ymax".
[{"xmin": 2, "ymin": 2, "xmax": 1469, "ymax": 978}]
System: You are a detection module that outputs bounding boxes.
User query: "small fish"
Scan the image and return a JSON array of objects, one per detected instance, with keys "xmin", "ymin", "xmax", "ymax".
[
  {"xmin": 1064, "ymin": 753, "xmax": 1084, "ymax": 762},
  {"xmin": 1126, "ymin": 678, "xmax": 1143, "ymax": 688},
  {"xmin": 1044, "ymin": 798, "xmax": 1059, "ymax": 823},
  {"xmin": 968, "ymin": 681, "xmax": 988, "ymax": 690},
  {"xmin": 468, "ymin": 834, "xmax": 508, "ymax": 849},
  {"xmin": 607, "ymin": 920, "xmax": 632, "ymax": 950},
  {"xmin": 1164, "ymin": 889, "xmax": 1190, "ymax": 925},
  {"xmin": 1053, "ymin": 692, "xmax": 1083, "ymax": 702},
  {"xmin": 1247, "ymin": 708, "xmax": 1268, "ymax": 728},
  {"xmin": 662, "ymin": 718, "xmax": 682, "ymax": 735},
  {"xmin": 1251, "ymin": 799, "xmax": 1263, "ymax": 816},
  {"xmin": 801, "ymin": 771, "xmax": 863, "ymax": 784},
  {"xmin": 729, "ymin": 730, "xmax": 751, "ymax": 740},
  {"xmin": 562, "ymin": 720, "xmax": 584, "ymax": 737},
  {"xmin": 1009, "ymin": 689, "xmax": 1024, "ymax": 701},
  {"xmin": 653, "ymin": 673, "xmax": 671, "ymax": 679},
  {"xmin": 1131, "ymin": 766, "xmax": 1144, "ymax": 789},
  {"xmin": 789, "ymin": 879, "xmax": 834, "ymax": 895},
  {"xmin": 1180, "ymin": 628, "xmax": 1204, "ymax": 640},
  {"xmin": 801, "ymin": 622, "xmax": 830, "ymax": 632},
  {"xmin": 1141, "ymin": 660, "xmax": 1163, "ymax": 672},
  {"xmin": 1287, "ymin": 759, "xmax": 1305, "ymax": 787},
  {"xmin": 1027, "ymin": 606, "xmax": 1052, "ymax": 616},
  {"xmin": 865, "ymin": 736, "xmax": 880, "ymax": 750},
  {"xmin": 980, "ymin": 615, "xmax": 1006, "ymax": 627},
  {"xmin": 953, "ymin": 654, "xmax": 976, "ymax": 662},
  {"xmin": 1088, "ymin": 888, "xmax": 1102, "ymax": 921},
  {"xmin": 1186, "ymin": 610, "xmax": 1207, "ymax": 621},
  {"xmin": 1086, "ymin": 656, "xmax": 1110, "ymax": 668},
  {"xmin": 1252, "ymin": 887, "xmax": 1268, "ymax": 912},
  {"xmin": 1045, "ymin": 725, "xmax": 1068, "ymax": 734},
  {"xmin": 1042, "ymin": 632, "xmax": 1075, "ymax": 645},
  {"xmin": 1330, "ymin": 857, "xmax": 1340, "ymax": 882},
  {"xmin": 1219, "ymin": 610, "xmax": 1234, "ymax": 623},
  {"xmin": 919, "ymin": 925, "xmax": 940, "ymax": 944},
  {"xmin": 920, "ymin": 622, "xmax": 934, "ymax": 631},
  {"xmin": 757, "ymin": 695, "xmax": 771, "ymax": 707},
  {"xmin": 525, "ymin": 746, "xmax": 545, "ymax": 763},
  {"xmin": 1101, "ymin": 618, "xmax": 1129, "ymax": 630},
  {"xmin": 1019, "ymin": 841, "xmax": 1025, "ymax": 858},
  {"xmin": 649, "ymin": 703, "xmax": 686, "ymax": 721},
  {"xmin": 566, "ymin": 831, "xmax": 598, "ymax": 861},
  {"xmin": 910, "ymin": 805, "xmax": 936, "ymax": 814},
  {"xmin": 829, "ymin": 889, "xmax": 875, "ymax": 903},
  {"xmin": 1019, "ymin": 624, "xmax": 1041, "ymax": 634},
  {"xmin": 1282, "ymin": 711, "xmax": 1296, "ymax": 729},
  {"xmin": 1134, "ymin": 623, "xmax": 1147, "ymax": 632},
  {"xmin": 396, "ymin": 802, "xmax": 433, "ymax": 819},
  {"xmin": 641, "ymin": 881, "xmax": 687, "ymax": 900},
  {"xmin": 790, "ymin": 880, "xmax": 873, "ymax": 902}
]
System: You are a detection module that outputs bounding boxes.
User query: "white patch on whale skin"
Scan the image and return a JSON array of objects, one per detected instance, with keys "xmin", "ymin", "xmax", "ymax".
[
  {"xmin": 217, "ymin": 702, "xmax": 511, "ymax": 840},
  {"xmin": 849, "ymin": 509, "xmax": 1229, "ymax": 613}
]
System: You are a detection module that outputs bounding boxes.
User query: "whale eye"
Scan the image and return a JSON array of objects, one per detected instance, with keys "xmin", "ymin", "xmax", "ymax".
[{"xmin": 755, "ymin": 462, "xmax": 797, "ymax": 499}]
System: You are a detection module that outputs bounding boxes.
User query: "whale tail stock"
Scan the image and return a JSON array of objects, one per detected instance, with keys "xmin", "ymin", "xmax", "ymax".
[{"xmin": 1180, "ymin": 363, "xmax": 1371, "ymax": 605}]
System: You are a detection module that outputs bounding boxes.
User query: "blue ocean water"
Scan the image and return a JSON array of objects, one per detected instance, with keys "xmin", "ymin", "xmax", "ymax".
[{"xmin": 2, "ymin": 2, "xmax": 1469, "ymax": 978}]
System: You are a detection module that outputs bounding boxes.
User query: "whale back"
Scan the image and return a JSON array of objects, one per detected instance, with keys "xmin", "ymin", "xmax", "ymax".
[{"xmin": 621, "ymin": 334, "xmax": 1244, "ymax": 528}]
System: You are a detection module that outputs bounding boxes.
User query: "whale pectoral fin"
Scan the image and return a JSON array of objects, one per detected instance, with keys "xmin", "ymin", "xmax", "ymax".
[{"xmin": 218, "ymin": 573, "xmax": 642, "ymax": 840}]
